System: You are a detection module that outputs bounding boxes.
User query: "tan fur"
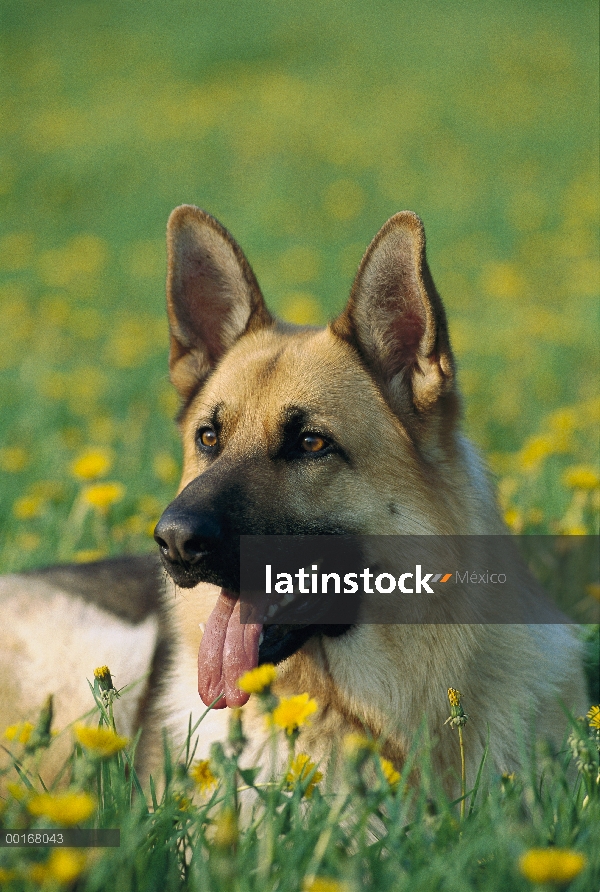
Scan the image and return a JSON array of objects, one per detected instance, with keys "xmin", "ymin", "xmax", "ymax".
[
  {"xmin": 0, "ymin": 206, "xmax": 587, "ymax": 796},
  {"xmin": 159, "ymin": 206, "xmax": 587, "ymax": 790},
  {"xmin": 163, "ymin": 330, "xmax": 585, "ymax": 785}
]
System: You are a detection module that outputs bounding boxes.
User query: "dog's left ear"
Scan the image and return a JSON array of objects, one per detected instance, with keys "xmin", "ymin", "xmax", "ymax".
[
  {"xmin": 166, "ymin": 205, "xmax": 272, "ymax": 400},
  {"xmin": 332, "ymin": 212, "xmax": 455, "ymax": 414}
]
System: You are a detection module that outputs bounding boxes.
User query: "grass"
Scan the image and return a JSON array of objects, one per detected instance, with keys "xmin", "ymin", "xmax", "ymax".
[
  {"xmin": 0, "ymin": 0, "xmax": 598, "ymax": 571},
  {"xmin": 0, "ymin": 1, "xmax": 598, "ymax": 889},
  {"xmin": 1, "ymin": 671, "xmax": 599, "ymax": 891}
]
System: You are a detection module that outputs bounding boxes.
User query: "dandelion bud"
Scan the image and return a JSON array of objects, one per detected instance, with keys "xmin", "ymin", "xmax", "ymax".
[
  {"xmin": 587, "ymin": 705, "xmax": 600, "ymax": 752},
  {"xmin": 93, "ymin": 664, "xmax": 119, "ymax": 708},
  {"xmin": 444, "ymin": 687, "xmax": 468, "ymax": 729},
  {"xmin": 227, "ymin": 708, "xmax": 247, "ymax": 758},
  {"xmin": 424, "ymin": 797, "xmax": 438, "ymax": 817},
  {"xmin": 93, "ymin": 665, "xmax": 115, "ymax": 693},
  {"xmin": 568, "ymin": 718, "xmax": 597, "ymax": 777},
  {"xmin": 26, "ymin": 695, "xmax": 53, "ymax": 752},
  {"xmin": 209, "ymin": 741, "xmax": 227, "ymax": 772}
]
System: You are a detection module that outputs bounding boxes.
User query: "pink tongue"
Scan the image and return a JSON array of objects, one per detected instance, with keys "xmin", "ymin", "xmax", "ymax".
[{"xmin": 197, "ymin": 589, "xmax": 263, "ymax": 709}]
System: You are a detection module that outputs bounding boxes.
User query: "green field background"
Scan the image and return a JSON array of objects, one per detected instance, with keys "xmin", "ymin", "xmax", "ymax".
[{"xmin": 0, "ymin": 0, "xmax": 598, "ymax": 571}]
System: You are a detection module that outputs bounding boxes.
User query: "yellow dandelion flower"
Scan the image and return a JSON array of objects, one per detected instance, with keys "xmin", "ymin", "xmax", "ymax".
[
  {"xmin": 190, "ymin": 759, "xmax": 218, "ymax": 793},
  {"xmin": 7, "ymin": 782, "xmax": 27, "ymax": 801},
  {"xmin": 562, "ymin": 466, "xmax": 600, "ymax": 490},
  {"xmin": 303, "ymin": 878, "xmax": 348, "ymax": 892},
  {"xmin": 500, "ymin": 772, "xmax": 516, "ymax": 789},
  {"xmin": 3, "ymin": 720, "xmax": 34, "ymax": 745},
  {"xmin": 82, "ymin": 481, "xmax": 125, "ymax": 511},
  {"xmin": 586, "ymin": 583, "xmax": 600, "ymax": 602},
  {"xmin": 504, "ymin": 508, "xmax": 523, "ymax": 532},
  {"xmin": 286, "ymin": 753, "xmax": 323, "ymax": 798},
  {"xmin": 519, "ymin": 848, "xmax": 586, "ymax": 885},
  {"xmin": 74, "ymin": 724, "xmax": 129, "ymax": 757},
  {"xmin": 13, "ymin": 494, "xmax": 46, "ymax": 520},
  {"xmin": 527, "ymin": 508, "xmax": 544, "ymax": 525},
  {"xmin": 31, "ymin": 480, "xmax": 65, "ymax": 501},
  {"xmin": 0, "ymin": 868, "xmax": 16, "ymax": 884},
  {"xmin": 324, "ymin": 178, "xmax": 365, "ymax": 222},
  {"xmin": 48, "ymin": 849, "xmax": 86, "ymax": 883},
  {"xmin": 379, "ymin": 757, "xmax": 401, "ymax": 787},
  {"xmin": 587, "ymin": 705, "xmax": 600, "ymax": 730},
  {"xmin": 29, "ymin": 849, "xmax": 86, "ymax": 884},
  {"xmin": 153, "ymin": 452, "xmax": 179, "ymax": 483},
  {"xmin": 71, "ymin": 449, "xmax": 111, "ymax": 480},
  {"xmin": 15, "ymin": 531, "xmax": 41, "ymax": 551},
  {"xmin": 0, "ymin": 445, "xmax": 28, "ymax": 472},
  {"xmin": 119, "ymin": 513, "xmax": 144, "ymax": 536},
  {"xmin": 548, "ymin": 408, "xmax": 577, "ymax": 433},
  {"xmin": 343, "ymin": 733, "xmax": 376, "ymax": 754},
  {"xmin": 237, "ymin": 663, "xmax": 277, "ymax": 694},
  {"xmin": 447, "ymin": 687, "xmax": 461, "ymax": 707},
  {"xmin": 138, "ymin": 494, "xmax": 162, "ymax": 516},
  {"xmin": 482, "ymin": 261, "xmax": 524, "ymax": 299},
  {"xmin": 74, "ymin": 548, "xmax": 107, "ymax": 563},
  {"xmin": 272, "ymin": 693, "xmax": 318, "ymax": 735},
  {"xmin": 29, "ymin": 862, "xmax": 49, "ymax": 883},
  {"xmin": 279, "ymin": 246, "xmax": 321, "ymax": 283},
  {"xmin": 281, "ymin": 293, "xmax": 322, "ymax": 325},
  {"xmin": 28, "ymin": 791, "xmax": 95, "ymax": 826},
  {"xmin": 519, "ymin": 435, "xmax": 555, "ymax": 470},
  {"xmin": 213, "ymin": 807, "xmax": 238, "ymax": 847},
  {"xmin": 560, "ymin": 524, "xmax": 587, "ymax": 536}
]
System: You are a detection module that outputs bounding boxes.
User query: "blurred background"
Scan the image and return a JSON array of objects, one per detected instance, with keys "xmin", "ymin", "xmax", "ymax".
[{"xmin": 0, "ymin": 0, "xmax": 598, "ymax": 571}]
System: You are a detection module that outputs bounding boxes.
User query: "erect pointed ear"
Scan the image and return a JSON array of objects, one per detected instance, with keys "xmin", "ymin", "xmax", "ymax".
[
  {"xmin": 331, "ymin": 211, "xmax": 455, "ymax": 415},
  {"xmin": 166, "ymin": 205, "xmax": 273, "ymax": 400}
]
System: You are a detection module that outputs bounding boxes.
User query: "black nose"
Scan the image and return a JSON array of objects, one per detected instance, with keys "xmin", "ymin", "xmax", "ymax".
[{"xmin": 154, "ymin": 508, "xmax": 222, "ymax": 566}]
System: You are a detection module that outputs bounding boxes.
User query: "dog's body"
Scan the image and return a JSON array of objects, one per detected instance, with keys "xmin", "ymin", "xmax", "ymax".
[{"xmin": 0, "ymin": 206, "xmax": 587, "ymax": 790}]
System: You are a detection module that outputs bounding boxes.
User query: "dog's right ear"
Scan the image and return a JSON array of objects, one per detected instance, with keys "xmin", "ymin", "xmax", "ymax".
[
  {"xmin": 166, "ymin": 205, "xmax": 272, "ymax": 400},
  {"xmin": 331, "ymin": 212, "xmax": 455, "ymax": 417}
]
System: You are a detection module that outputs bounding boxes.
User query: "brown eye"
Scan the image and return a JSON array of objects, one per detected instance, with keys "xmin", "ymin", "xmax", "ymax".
[
  {"xmin": 301, "ymin": 434, "xmax": 326, "ymax": 453},
  {"xmin": 199, "ymin": 428, "xmax": 218, "ymax": 448}
]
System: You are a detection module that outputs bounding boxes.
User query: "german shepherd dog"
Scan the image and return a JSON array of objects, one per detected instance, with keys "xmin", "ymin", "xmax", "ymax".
[{"xmin": 0, "ymin": 206, "xmax": 587, "ymax": 789}]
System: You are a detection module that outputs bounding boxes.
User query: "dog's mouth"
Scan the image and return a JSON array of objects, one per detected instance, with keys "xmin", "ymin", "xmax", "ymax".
[
  {"xmin": 155, "ymin": 511, "xmax": 357, "ymax": 709},
  {"xmin": 197, "ymin": 588, "xmax": 259, "ymax": 709},
  {"xmin": 158, "ymin": 550, "xmax": 237, "ymax": 592},
  {"xmin": 196, "ymin": 585, "xmax": 352, "ymax": 709},
  {"xmin": 196, "ymin": 588, "xmax": 316, "ymax": 709},
  {"xmin": 156, "ymin": 548, "xmax": 339, "ymax": 708}
]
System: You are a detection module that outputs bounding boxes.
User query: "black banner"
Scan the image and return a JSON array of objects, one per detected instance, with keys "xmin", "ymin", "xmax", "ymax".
[{"xmin": 239, "ymin": 535, "xmax": 599, "ymax": 624}]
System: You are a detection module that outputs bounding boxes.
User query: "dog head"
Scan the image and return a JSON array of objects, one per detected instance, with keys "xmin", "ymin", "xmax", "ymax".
[{"xmin": 154, "ymin": 205, "xmax": 465, "ymax": 707}]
